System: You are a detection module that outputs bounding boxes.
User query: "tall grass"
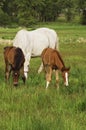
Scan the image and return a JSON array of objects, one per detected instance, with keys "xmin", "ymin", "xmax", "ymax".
[{"xmin": 0, "ymin": 23, "xmax": 86, "ymax": 130}]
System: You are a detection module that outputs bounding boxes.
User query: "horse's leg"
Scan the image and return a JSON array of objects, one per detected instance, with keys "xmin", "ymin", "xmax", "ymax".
[
  {"xmin": 24, "ymin": 52, "xmax": 31, "ymax": 79},
  {"xmin": 45, "ymin": 66, "xmax": 52, "ymax": 89},
  {"xmin": 38, "ymin": 62, "xmax": 43, "ymax": 74},
  {"xmin": 55, "ymin": 70, "xmax": 59, "ymax": 89},
  {"xmin": 20, "ymin": 66, "xmax": 26, "ymax": 84}
]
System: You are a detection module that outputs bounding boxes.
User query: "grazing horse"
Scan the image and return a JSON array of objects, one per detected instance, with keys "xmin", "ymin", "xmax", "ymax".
[
  {"xmin": 4, "ymin": 46, "xmax": 26, "ymax": 86},
  {"xmin": 41, "ymin": 48, "xmax": 70, "ymax": 88},
  {"xmin": 13, "ymin": 27, "xmax": 59, "ymax": 79}
]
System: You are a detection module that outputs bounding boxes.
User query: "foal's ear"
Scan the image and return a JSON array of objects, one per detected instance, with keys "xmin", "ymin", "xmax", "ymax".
[
  {"xmin": 61, "ymin": 67, "xmax": 70, "ymax": 72},
  {"xmin": 4, "ymin": 46, "xmax": 8, "ymax": 50},
  {"xmin": 67, "ymin": 67, "xmax": 70, "ymax": 71}
]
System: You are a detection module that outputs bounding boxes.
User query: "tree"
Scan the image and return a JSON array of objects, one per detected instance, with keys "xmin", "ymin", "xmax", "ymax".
[
  {"xmin": 63, "ymin": 0, "xmax": 75, "ymax": 22},
  {"xmin": 0, "ymin": 8, "xmax": 11, "ymax": 26},
  {"xmin": 78, "ymin": 0, "xmax": 86, "ymax": 25},
  {"xmin": 1, "ymin": 0, "xmax": 18, "ymax": 24},
  {"xmin": 14, "ymin": 0, "xmax": 45, "ymax": 26},
  {"xmin": 37, "ymin": 0, "xmax": 63, "ymax": 22},
  {"xmin": 38, "ymin": 0, "xmax": 55, "ymax": 22},
  {"xmin": 0, "ymin": 0, "xmax": 85, "ymax": 26}
]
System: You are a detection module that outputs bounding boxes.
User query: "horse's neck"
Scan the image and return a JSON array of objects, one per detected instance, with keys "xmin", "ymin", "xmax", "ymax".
[{"xmin": 55, "ymin": 52, "xmax": 65, "ymax": 71}]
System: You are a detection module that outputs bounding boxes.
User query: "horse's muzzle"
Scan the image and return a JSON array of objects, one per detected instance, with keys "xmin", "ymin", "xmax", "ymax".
[{"xmin": 13, "ymin": 82, "xmax": 18, "ymax": 86}]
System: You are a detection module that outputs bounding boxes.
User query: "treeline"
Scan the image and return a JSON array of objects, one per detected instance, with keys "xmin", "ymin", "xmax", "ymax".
[{"xmin": 0, "ymin": 0, "xmax": 86, "ymax": 27}]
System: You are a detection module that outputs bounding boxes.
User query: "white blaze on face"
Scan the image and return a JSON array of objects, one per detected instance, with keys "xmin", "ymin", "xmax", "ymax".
[
  {"xmin": 65, "ymin": 72, "xmax": 68, "ymax": 86},
  {"xmin": 38, "ymin": 63, "xmax": 43, "ymax": 74}
]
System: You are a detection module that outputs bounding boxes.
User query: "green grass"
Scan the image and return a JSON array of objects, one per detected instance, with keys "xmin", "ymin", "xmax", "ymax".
[{"xmin": 0, "ymin": 23, "xmax": 86, "ymax": 130}]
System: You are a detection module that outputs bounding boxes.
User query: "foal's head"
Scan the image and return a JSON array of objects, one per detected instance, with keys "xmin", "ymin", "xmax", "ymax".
[
  {"xmin": 61, "ymin": 67, "xmax": 70, "ymax": 86},
  {"xmin": 12, "ymin": 70, "xmax": 20, "ymax": 86}
]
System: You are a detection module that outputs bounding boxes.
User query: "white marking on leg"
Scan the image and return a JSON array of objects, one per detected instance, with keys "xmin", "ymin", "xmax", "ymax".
[
  {"xmin": 24, "ymin": 64, "xmax": 28, "ymax": 79},
  {"xmin": 38, "ymin": 63, "xmax": 43, "ymax": 74},
  {"xmin": 24, "ymin": 72, "xmax": 28, "ymax": 79},
  {"xmin": 65, "ymin": 72, "xmax": 68, "ymax": 86},
  {"xmin": 46, "ymin": 81, "xmax": 50, "ymax": 89},
  {"xmin": 24, "ymin": 52, "xmax": 31, "ymax": 79}
]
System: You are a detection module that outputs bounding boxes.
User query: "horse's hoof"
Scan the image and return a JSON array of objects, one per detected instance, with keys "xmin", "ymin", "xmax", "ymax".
[{"xmin": 22, "ymin": 76, "xmax": 26, "ymax": 84}]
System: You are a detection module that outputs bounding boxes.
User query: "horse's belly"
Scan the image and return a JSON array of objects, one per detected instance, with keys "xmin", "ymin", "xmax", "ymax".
[
  {"xmin": 31, "ymin": 33, "xmax": 49, "ymax": 56},
  {"xmin": 31, "ymin": 46, "xmax": 46, "ymax": 57}
]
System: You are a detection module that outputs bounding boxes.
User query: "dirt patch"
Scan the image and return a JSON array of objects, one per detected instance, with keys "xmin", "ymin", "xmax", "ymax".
[{"xmin": 0, "ymin": 38, "xmax": 13, "ymax": 45}]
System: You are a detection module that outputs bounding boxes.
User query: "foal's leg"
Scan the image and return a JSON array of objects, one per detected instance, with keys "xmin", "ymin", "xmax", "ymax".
[
  {"xmin": 55, "ymin": 70, "xmax": 59, "ymax": 88},
  {"xmin": 38, "ymin": 62, "xmax": 43, "ymax": 74},
  {"xmin": 45, "ymin": 67, "xmax": 52, "ymax": 89},
  {"xmin": 5, "ymin": 63, "xmax": 11, "ymax": 81}
]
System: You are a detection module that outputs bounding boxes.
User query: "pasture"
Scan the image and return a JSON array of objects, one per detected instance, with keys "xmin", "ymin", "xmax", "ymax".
[{"xmin": 0, "ymin": 23, "xmax": 86, "ymax": 130}]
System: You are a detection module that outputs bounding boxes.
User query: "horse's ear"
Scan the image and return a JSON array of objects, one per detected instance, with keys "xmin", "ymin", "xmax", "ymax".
[
  {"xmin": 61, "ymin": 67, "xmax": 70, "ymax": 72},
  {"xmin": 61, "ymin": 67, "xmax": 65, "ymax": 72},
  {"xmin": 67, "ymin": 67, "xmax": 70, "ymax": 71},
  {"xmin": 4, "ymin": 46, "xmax": 8, "ymax": 50}
]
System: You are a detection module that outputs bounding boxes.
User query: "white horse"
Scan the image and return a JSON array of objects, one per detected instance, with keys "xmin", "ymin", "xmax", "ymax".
[{"xmin": 13, "ymin": 27, "xmax": 59, "ymax": 79}]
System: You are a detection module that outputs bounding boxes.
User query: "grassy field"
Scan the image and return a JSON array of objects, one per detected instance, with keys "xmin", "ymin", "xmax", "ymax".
[{"xmin": 0, "ymin": 23, "xmax": 86, "ymax": 130}]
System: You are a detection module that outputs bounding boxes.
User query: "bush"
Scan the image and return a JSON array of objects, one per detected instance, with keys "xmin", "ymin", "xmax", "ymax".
[
  {"xmin": 0, "ymin": 8, "xmax": 11, "ymax": 26},
  {"xmin": 18, "ymin": 17, "xmax": 37, "ymax": 27},
  {"xmin": 17, "ymin": 11, "xmax": 37, "ymax": 27},
  {"xmin": 65, "ymin": 8, "xmax": 75, "ymax": 22},
  {"xmin": 80, "ymin": 9, "xmax": 86, "ymax": 25}
]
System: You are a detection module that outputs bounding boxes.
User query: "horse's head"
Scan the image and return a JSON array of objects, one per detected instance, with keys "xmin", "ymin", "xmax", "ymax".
[
  {"xmin": 12, "ymin": 70, "xmax": 20, "ymax": 86},
  {"xmin": 61, "ymin": 67, "xmax": 70, "ymax": 86}
]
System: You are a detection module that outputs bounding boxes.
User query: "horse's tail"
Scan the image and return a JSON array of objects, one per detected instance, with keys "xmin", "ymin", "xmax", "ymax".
[
  {"xmin": 45, "ymin": 28, "xmax": 59, "ymax": 51},
  {"xmin": 55, "ymin": 34, "xmax": 59, "ymax": 51}
]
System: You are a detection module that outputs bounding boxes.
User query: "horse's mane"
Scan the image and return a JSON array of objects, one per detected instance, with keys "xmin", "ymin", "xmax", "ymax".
[
  {"xmin": 54, "ymin": 49, "xmax": 65, "ymax": 67},
  {"xmin": 14, "ymin": 48, "xmax": 25, "ymax": 70}
]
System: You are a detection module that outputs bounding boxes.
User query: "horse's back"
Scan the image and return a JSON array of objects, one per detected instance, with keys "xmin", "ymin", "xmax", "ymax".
[
  {"xmin": 36, "ymin": 28, "xmax": 59, "ymax": 49},
  {"xmin": 13, "ymin": 27, "xmax": 59, "ymax": 57},
  {"xmin": 28, "ymin": 27, "xmax": 59, "ymax": 55},
  {"xmin": 29, "ymin": 30, "xmax": 50, "ymax": 56}
]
